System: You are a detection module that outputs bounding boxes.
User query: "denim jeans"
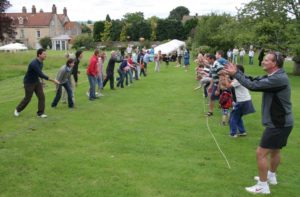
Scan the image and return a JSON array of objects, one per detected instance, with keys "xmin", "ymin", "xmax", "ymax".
[
  {"xmin": 87, "ymin": 74, "xmax": 97, "ymax": 99},
  {"xmin": 125, "ymin": 69, "xmax": 133, "ymax": 85},
  {"xmin": 117, "ymin": 69, "xmax": 126, "ymax": 88},
  {"xmin": 52, "ymin": 82, "xmax": 74, "ymax": 108},
  {"xmin": 134, "ymin": 65, "xmax": 140, "ymax": 80},
  {"xmin": 229, "ymin": 103, "xmax": 246, "ymax": 135}
]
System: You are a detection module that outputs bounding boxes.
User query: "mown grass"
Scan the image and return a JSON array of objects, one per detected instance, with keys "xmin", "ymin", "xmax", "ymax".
[{"xmin": 0, "ymin": 51, "xmax": 299, "ymax": 197}]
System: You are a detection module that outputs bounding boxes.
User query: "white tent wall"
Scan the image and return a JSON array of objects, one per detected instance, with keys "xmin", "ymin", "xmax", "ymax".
[
  {"xmin": 0, "ymin": 43, "xmax": 28, "ymax": 51},
  {"xmin": 154, "ymin": 39, "xmax": 186, "ymax": 55}
]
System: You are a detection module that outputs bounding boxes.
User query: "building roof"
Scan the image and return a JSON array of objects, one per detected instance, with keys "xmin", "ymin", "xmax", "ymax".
[
  {"xmin": 64, "ymin": 22, "xmax": 78, "ymax": 30},
  {"xmin": 182, "ymin": 15, "xmax": 201, "ymax": 23},
  {"xmin": 6, "ymin": 12, "xmax": 54, "ymax": 26},
  {"xmin": 6, "ymin": 12, "xmax": 69, "ymax": 27}
]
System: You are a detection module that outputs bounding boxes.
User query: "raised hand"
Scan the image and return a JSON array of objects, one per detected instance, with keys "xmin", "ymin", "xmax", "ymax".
[{"xmin": 223, "ymin": 62, "xmax": 237, "ymax": 76}]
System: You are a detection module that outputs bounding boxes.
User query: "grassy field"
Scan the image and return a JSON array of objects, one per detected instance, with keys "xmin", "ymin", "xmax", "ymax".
[{"xmin": 0, "ymin": 51, "xmax": 299, "ymax": 196}]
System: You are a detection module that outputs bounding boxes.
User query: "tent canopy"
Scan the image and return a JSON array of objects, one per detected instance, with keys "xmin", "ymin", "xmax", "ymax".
[
  {"xmin": 154, "ymin": 39, "xmax": 186, "ymax": 55},
  {"xmin": 0, "ymin": 43, "xmax": 28, "ymax": 51}
]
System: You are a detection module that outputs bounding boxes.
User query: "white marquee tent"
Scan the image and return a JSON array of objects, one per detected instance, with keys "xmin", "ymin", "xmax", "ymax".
[
  {"xmin": 154, "ymin": 39, "xmax": 186, "ymax": 55},
  {"xmin": 0, "ymin": 43, "xmax": 28, "ymax": 51}
]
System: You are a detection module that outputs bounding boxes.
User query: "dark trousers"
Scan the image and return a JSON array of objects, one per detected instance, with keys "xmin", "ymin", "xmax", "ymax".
[
  {"xmin": 16, "ymin": 82, "xmax": 45, "ymax": 115},
  {"xmin": 103, "ymin": 73, "xmax": 114, "ymax": 89},
  {"xmin": 117, "ymin": 69, "xmax": 125, "ymax": 88},
  {"xmin": 51, "ymin": 82, "xmax": 74, "ymax": 108}
]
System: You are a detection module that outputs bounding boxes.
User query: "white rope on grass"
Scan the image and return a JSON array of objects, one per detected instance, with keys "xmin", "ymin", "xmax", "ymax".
[{"xmin": 202, "ymin": 93, "xmax": 231, "ymax": 169}]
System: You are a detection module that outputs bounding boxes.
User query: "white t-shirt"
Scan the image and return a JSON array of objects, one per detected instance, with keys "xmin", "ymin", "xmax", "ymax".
[
  {"xmin": 231, "ymin": 79, "xmax": 251, "ymax": 102},
  {"xmin": 249, "ymin": 50, "xmax": 254, "ymax": 57},
  {"xmin": 240, "ymin": 50, "xmax": 245, "ymax": 56}
]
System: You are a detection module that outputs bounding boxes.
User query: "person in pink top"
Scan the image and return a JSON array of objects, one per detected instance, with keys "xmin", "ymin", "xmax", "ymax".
[
  {"xmin": 86, "ymin": 49, "xmax": 99, "ymax": 101},
  {"xmin": 96, "ymin": 51, "xmax": 106, "ymax": 96}
]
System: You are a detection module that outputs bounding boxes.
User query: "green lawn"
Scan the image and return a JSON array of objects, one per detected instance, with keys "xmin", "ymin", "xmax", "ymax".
[{"xmin": 0, "ymin": 51, "xmax": 299, "ymax": 196}]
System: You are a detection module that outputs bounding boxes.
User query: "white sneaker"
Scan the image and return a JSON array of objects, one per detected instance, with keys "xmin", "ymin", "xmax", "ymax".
[
  {"xmin": 37, "ymin": 114, "xmax": 47, "ymax": 118},
  {"xmin": 254, "ymin": 176, "xmax": 277, "ymax": 185},
  {"xmin": 245, "ymin": 183, "xmax": 270, "ymax": 194},
  {"xmin": 14, "ymin": 109, "xmax": 20, "ymax": 117}
]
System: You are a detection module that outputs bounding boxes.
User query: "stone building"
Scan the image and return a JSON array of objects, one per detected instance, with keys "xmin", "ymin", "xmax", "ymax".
[{"xmin": 6, "ymin": 4, "xmax": 81, "ymax": 50}]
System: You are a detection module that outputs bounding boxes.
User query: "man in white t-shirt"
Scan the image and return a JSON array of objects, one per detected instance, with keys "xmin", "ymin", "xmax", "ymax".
[{"xmin": 248, "ymin": 49, "xmax": 254, "ymax": 65}]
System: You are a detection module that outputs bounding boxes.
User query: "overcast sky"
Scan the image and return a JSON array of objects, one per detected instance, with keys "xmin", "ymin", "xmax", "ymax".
[{"xmin": 7, "ymin": 0, "xmax": 251, "ymax": 21}]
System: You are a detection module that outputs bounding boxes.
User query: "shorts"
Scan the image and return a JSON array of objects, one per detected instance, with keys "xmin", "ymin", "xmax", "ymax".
[
  {"xmin": 210, "ymin": 83, "xmax": 219, "ymax": 100},
  {"xmin": 260, "ymin": 126, "xmax": 293, "ymax": 149}
]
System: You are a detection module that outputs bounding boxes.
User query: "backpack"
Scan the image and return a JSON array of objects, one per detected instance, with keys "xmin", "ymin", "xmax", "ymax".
[{"xmin": 219, "ymin": 90, "xmax": 233, "ymax": 109}]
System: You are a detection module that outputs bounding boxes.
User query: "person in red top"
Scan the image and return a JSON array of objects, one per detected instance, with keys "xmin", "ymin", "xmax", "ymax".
[
  {"xmin": 126, "ymin": 54, "xmax": 134, "ymax": 86},
  {"xmin": 87, "ymin": 49, "xmax": 99, "ymax": 100}
]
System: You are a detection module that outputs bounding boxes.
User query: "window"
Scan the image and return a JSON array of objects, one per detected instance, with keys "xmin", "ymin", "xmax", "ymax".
[
  {"xmin": 62, "ymin": 41, "xmax": 65, "ymax": 50},
  {"xmin": 18, "ymin": 17, "xmax": 23, "ymax": 25},
  {"xmin": 20, "ymin": 29, "xmax": 24, "ymax": 38},
  {"xmin": 56, "ymin": 41, "xmax": 60, "ymax": 50},
  {"xmin": 36, "ymin": 30, "xmax": 41, "ymax": 38}
]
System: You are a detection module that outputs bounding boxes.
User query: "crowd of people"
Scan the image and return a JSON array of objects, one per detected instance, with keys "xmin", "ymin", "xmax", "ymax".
[
  {"xmin": 13, "ymin": 46, "xmax": 293, "ymax": 195},
  {"xmin": 194, "ymin": 49, "xmax": 293, "ymax": 195}
]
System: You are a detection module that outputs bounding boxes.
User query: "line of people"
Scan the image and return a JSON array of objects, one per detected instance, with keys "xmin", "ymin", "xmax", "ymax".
[
  {"xmin": 14, "ymin": 47, "xmax": 166, "ymax": 117},
  {"xmin": 194, "ymin": 49, "xmax": 293, "ymax": 195}
]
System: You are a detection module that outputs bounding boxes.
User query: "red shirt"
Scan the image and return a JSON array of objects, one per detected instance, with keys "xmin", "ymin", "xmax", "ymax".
[{"xmin": 87, "ymin": 55, "xmax": 99, "ymax": 77}]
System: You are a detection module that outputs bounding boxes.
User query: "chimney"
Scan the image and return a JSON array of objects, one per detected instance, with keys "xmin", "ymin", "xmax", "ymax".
[
  {"xmin": 22, "ymin": 6, "xmax": 27, "ymax": 13},
  {"xmin": 32, "ymin": 5, "xmax": 36, "ymax": 14},
  {"xmin": 63, "ymin": 7, "xmax": 67, "ymax": 16},
  {"xmin": 40, "ymin": 9, "xmax": 44, "ymax": 13},
  {"xmin": 52, "ymin": 4, "xmax": 57, "ymax": 14}
]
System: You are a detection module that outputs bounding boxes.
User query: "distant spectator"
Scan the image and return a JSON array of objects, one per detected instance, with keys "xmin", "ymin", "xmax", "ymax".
[
  {"xmin": 183, "ymin": 48, "xmax": 190, "ymax": 71},
  {"xmin": 248, "ymin": 49, "xmax": 254, "ymax": 65},
  {"xmin": 239, "ymin": 48, "xmax": 246, "ymax": 65}
]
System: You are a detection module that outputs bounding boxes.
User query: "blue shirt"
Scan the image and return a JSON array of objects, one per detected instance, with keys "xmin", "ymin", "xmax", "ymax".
[
  {"xmin": 119, "ymin": 59, "xmax": 128, "ymax": 70},
  {"xmin": 23, "ymin": 58, "xmax": 49, "ymax": 84}
]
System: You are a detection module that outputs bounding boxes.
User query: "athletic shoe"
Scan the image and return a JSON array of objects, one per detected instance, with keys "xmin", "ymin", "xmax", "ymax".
[
  {"xmin": 37, "ymin": 114, "xmax": 47, "ymax": 118},
  {"xmin": 245, "ymin": 183, "xmax": 270, "ymax": 194},
  {"xmin": 254, "ymin": 176, "xmax": 277, "ymax": 185},
  {"xmin": 14, "ymin": 109, "xmax": 20, "ymax": 117},
  {"xmin": 238, "ymin": 132, "xmax": 247, "ymax": 136},
  {"xmin": 229, "ymin": 134, "xmax": 238, "ymax": 138}
]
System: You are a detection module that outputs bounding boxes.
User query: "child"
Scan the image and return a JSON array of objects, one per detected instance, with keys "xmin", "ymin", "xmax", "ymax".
[
  {"xmin": 51, "ymin": 58, "xmax": 75, "ymax": 108},
  {"xmin": 222, "ymin": 65, "xmax": 255, "ymax": 137},
  {"xmin": 218, "ymin": 74, "xmax": 232, "ymax": 125}
]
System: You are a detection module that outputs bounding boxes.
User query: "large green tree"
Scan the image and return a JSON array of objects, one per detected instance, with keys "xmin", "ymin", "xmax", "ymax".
[
  {"xmin": 168, "ymin": 6, "xmax": 190, "ymax": 21},
  {"xmin": 0, "ymin": 0, "xmax": 14, "ymax": 41},
  {"xmin": 238, "ymin": 0, "xmax": 295, "ymax": 50},
  {"xmin": 183, "ymin": 17, "xmax": 198, "ymax": 38},
  {"xmin": 93, "ymin": 21, "xmax": 104, "ymax": 42},
  {"xmin": 101, "ymin": 20, "xmax": 112, "ymax": 42},
  {"xmin": 156, "ymin": 19, "xmax": 185, "ymax": 41},
  {"xmin": 193, "ymin": 13, "xmax": 236, "ymax": 52},
  {"xmin": 110, "ymin": 19, "xmax": 122, "ymax": 41}
]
